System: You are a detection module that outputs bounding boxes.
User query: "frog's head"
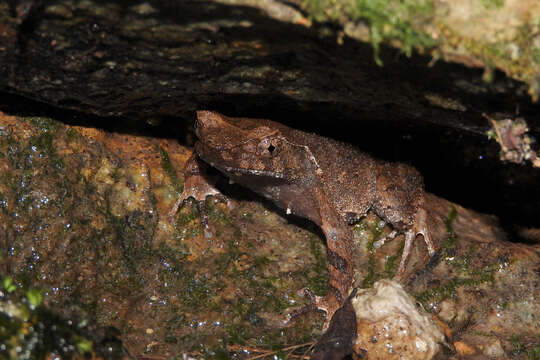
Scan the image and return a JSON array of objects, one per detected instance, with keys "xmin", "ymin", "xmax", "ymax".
[{"xmin": 194, "ymin": 111, "xmax": 319, "ymax": 181}]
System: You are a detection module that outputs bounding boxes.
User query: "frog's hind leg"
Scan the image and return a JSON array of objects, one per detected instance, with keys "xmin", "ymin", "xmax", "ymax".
[
  {"xmin": 313, "ymin": 188, "xmax": 356, "ymax": 325},
  {"xmin": 397, "ymin": 207, "xmax": 435, "ymax": 275}
]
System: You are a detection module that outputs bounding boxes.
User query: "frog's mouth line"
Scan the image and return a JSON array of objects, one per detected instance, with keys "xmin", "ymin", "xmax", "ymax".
[
  {"xmin": 200, "ymin": 132, "xmax": 278, "ymax": 152},
  {"xmin": 195, "ymin": 139, "xmax": 288, "ymax": 179},
  {"xmin": 211, "ymin": 162, "xmax": 287, "ymax": 180},
  {"xmin": 197, "ymin": 134, "xmax": 320, "ymax": 182}
]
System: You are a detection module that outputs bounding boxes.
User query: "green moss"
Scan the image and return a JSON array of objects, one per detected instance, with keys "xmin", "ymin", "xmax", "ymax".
[
  {"xmin": 65, "ymin": 127, "xmax": 81, "ymax": 140},
  {"xmin": 306, "ymin": 235, "xmax": 328, "ymax": 296},
  {"xmin": 6, "ymin": 142, "xmax": 22, "ymax": 170},
  {"xmin": 414, "ymin": 265, "xmax": 497, "ymax": 308},
  {"xmin": 383, "ymin": 250, "xmax": 400, "ymax": 278},
  {"xmin": 159, "ymin": 147, "xmax": 182, "ymax": 193},
  {"xmin": 303, "ymin": 0, "xmax": 436, "ymax": 64},
  {"xmin": 214, "ymin": 252, "xmax": 233, "ymax": 272},
  {"xmin": 444, "ymin": 206, "xmax": 458, "ymax": 232},
  {"xmin": 30, "ymin": 131, "xmax": 54, "ymax": 156},
  {"xmin": 267, "ymin": 290, "xmax": 295, "ymax": 313},
  {"xmin": 175, "ymin": 200, "xmax": 200, "ymax": 225},
  {"xmin": 356, "ymin": 0, "xmax": 435, "ymax": 62},
  {"xmin": 225, "ymin": 237, "xmax": 243, "ymax": 262},
  {"xmin": 206, "ymin": 198, "xmax": 230, "ymax": 225},
  {"xmin": 480, "ymin": 0, "xmax": 504, "ymax": 9},
  {"xmin": 111, "ymin": 165, "xmax": 121, "ymax": 182},
  {"xmin": 441, "ymin": 206, "xmax": 459, "ymax": 265},
  {"xmin": 3, "ymin": 276, "xmax": 17, "ymax": 293},
  {"xmin": 532, "ymin": 47, "xmax": 540, "ymax": 65},
  {"xmin": 240, "ymin": 258, "xmax": 298, "ymax": 314},
  {"xmin": 26, "ymin": 118, "xmax": 66, "ymax": 170},
  {"xmin": 0, "ymin": 121, "xmax": 73, "ymax": 220},
  {"xmin": 180, "ymin": 277, "xmax": 212, "ymax": 308},
  {"xmin": 28, "ymin": 117, "xmax": 59, "ymax": 132},
  {"xmin": 229, "ymin": 297, "xmax": 253, "ymax": 320},
  {"xmin": 361, "ymin": 256, "xmax": 378, "ymax": 288},
  {"xmin": 251, "ymin": 255, "xmax": 271, "ymax": 269},
  {"xmin": 181, "ymin": 227, "xmax": 203, "ymax": 239},
  {"xmin": 102, "ymin": 210, "xmax": 161, "ymax": 295},
  {"xmin": 509, "ymin": 334, "xmax": 540, "ymax": 360},
  {"xmin": 174, "ymin": 201, "xmax": 204, "ymax": 239},
  {"xmin": 0, "ymin": 276, "xmax": 96, "ymax": 359},
  {"xmin": 302, "ymin": 0, "xmax": 340, "ymax": 22},
  {"xmin": 25, "ymin": 288, "xmax": 44, "ymax": 308},
  {"xmin": 472, "ymin": 330, "xmax": 496, "ymax": 337},
  {"xmin": 414, "ymin": 206, "xmax": 500, "ymax": 305},
  {"xmin": 365, "ymin": 222, "xmax": 383, "ymax": 252},
  {"xmin": 442, "ymin": 19, "xmax": 540, "ymax": 100},
  {"xmin": 360, "ymin": 216, "xmax": 401, "ymax": 286},
  {"xmin": 225, "ymin": 324, "xmax": 249, "ymax": 345}
]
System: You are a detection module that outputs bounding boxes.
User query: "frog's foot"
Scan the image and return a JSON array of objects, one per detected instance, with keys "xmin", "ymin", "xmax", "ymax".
[
  {"xmin": 313, "ymin": 293, "xmax": 341, "ymax": 325},
  {"xmin": 282, "ymin": 288, "xmax": 342, "ymax": 330},
  {"xmin": 396, "ymin": 208, "xmax": 435, "ymax": 276},
  {"xmin": 169, "ymin": 162, "xmax": 230, "ymax": 237}
]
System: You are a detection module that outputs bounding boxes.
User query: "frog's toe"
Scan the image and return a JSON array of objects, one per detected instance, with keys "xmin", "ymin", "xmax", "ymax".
[
  {"xmin": 281, "ymin": 289, "xmax": 344, "ymax": 330},
  {"xmin": 372, "ymin": 230, "xmax": 398, "ymax": 250},
  {"xmin": 415, "ymin": 208, "xmax": 436, "ymax": 255},
  {"xmin": 214, "ymin": 192, "xmax": 230, "ymax": 204},
  {"xmin": 168, "ymin": 170, "xmax": 227, "ymax": 217},
  {"xmin": 168, "ymin": 193, "xmax": 190, "ymax": 218},
  {"xmin": 395, "ymin": 208, "xmax": 435, "ymax": 276},
  {"xmin": 275, "ymin": 288, "xmax": 341, "ymax": 329}
]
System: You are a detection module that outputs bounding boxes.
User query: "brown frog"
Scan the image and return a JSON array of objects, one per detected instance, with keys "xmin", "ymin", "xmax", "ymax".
[{"xmin": 171, "ymin": 111, "xmax": 435, "ymax": 319}]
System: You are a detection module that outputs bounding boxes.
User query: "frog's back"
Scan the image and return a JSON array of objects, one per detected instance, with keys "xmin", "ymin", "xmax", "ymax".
[
  {"xmin": 289, "ymin": 129, "xmax": 424, "ymax": 228},
  {"xmin": 291, "ymin": 130, "xmax": 377, "ymax": 222}
]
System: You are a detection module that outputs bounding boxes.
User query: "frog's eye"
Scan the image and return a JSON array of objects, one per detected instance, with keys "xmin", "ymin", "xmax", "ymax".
[{"xmin": 259, "ymin": 138, "xmax": 278, "ymax": 156}]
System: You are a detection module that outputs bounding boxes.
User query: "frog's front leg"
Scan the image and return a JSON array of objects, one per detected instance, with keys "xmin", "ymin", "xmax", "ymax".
[
  {"xmin": 312, "ymin": 188, "xmax": 356, "ymax": 321},
  {"xmin": 169, "ymin": 153, "xmax": 229, "ymax": 236}
]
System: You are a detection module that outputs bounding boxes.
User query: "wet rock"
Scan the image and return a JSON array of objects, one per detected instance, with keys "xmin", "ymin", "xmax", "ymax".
[{"xmin": 351, "ymin": 280, "xmax": 445, "ymax": 360}]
